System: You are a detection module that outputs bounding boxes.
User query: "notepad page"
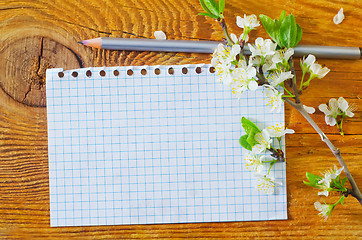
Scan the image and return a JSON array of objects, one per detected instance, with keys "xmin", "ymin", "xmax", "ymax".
[{"xmin": 46, "ymin": 65, "xmax": 287, "ymax": 227}]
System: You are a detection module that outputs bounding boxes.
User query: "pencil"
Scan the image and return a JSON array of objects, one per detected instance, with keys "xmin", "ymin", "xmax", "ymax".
[{"xmin": 78, "ymin": 37, "xmax": 362, "ymax": 59}]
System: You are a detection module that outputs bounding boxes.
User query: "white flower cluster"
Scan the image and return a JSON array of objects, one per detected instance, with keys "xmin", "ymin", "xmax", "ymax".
[
  {"xmin": 212, "ymin": 43, "xmax": 259, "ymax": 96},
  {"xmin": 212, "ymin": 15, "xmax": 296, "ymax": 113},
  {"xmin": 319, "ymin": 97, "xmax": 356, "ymax": 126},
  {"xmin": 313, "ymin": 165, "xmax": 344, "ymax": 221},
  {"xmin": 317, "ymin": 165, "xmax": 344, "ymax": 197},
  {"xmin": 243, "ymin": 123, "xmax": 294, "ymax": 194},
  {"xmin": 314, "ymin": 201, "xmax": 334, "ymax": 221},
  {"xmin": 244, "ymin": 154, "xmax": 280, "ymax": 195},
  {"xmin": 300, "ymin": 54, "xmax": 330, "ymax": 84}
]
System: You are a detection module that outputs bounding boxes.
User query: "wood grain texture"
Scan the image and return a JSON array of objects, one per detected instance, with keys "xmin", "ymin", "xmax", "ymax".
[{"xmin": 0, "ymin": 0, "xmax": 361, "ymax": 239}]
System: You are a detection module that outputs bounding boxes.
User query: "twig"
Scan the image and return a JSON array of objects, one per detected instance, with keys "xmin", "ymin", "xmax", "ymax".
[
  {"xmin": 218, "ymin": 18, "xmax": 233, "ymax": 45},
  {"xmin": 288, "ymin": 57, "xmax": 301, "ymax": 103},
  {"xmin": 267, "ymin": 147, "xmax": 285, "ymax": 162}
]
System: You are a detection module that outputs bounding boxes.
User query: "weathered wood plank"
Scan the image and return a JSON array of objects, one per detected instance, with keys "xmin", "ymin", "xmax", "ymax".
[{"xmin": 0, "ymin": 0, "xmax": 361, "ymax": 238}]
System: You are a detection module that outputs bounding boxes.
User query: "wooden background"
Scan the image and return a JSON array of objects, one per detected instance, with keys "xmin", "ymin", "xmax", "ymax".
[{"xmin": 0, "ymin": 0, "xmax": 361, "ymax": 238}]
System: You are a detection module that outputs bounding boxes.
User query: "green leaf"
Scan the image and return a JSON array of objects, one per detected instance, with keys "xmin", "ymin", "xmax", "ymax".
[
  {"xmin": 279, "ymin": 10, "xmax": 286, "ymax": 22},
  {"xmin": 219, "ymin": 0, "xmax": 225, "ymax": 14},
  {"xmin": 203, "ymin": 0, "xmax": 219, "ymax": 17},
  {"xmin": 303, "ymin": 180, "xmax": 317, "ymax": 188},
  {"xmin": 241, "ymin": 117, "xmax": 261, "ymax": 134},
  {"xmin": 198, "ymin": 12, "xmax": 218, "ymax": 19},
  {"xmin": 295, "ymin": 24, "xmax": 303, "ymax": 46},
  {"xmin": 260, "ymin": 11, "xmax": 303, "ymax": 48},
  {"xmin": 241, "ymin": 117, "xmax": 261, "ymax": 147},
  {"xmin": 259, "ymin": 14, "xmax": 277, "ymax": 41},
  {"xmin": 339, "ymin": 195, "xmax": 345, "ymax": 205},
  {"xmin": 239, "ymin": 135, "xmax": 252, "ymax": 151},
  {"xmin": 341, "ymin": 177, "xmax": 348, "ymax": 187},
  {"xmin": 279, "ymin": 14, "xmax": 297, "ymax": 48},
  {"xmin": 199, "ymin": 0, "xmax": 213, "ymax": 15},
  {"xmin": 305, "ymin": 172, "xmax": 322, "ymax": 185},
  {"xmin": 247, "ymin": 128, "xmax": 259, "ymax": 146},
  {"xmin": 210, "ymin": 0, "xmax": 219, "ymax": 12},
  {"xmin": 331, "ymin": 178, "xmax": 341, "ymax": 189}
]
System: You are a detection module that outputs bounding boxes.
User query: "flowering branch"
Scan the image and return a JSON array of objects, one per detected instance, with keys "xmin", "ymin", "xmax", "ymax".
[
  {"xmin": 200, "ymin": 0, "xmax": 361, "ymax": 217},
  {"xmin": 284, "ymin": 54, "xmax": 362, "ymax": 205},
  {"xmin": 284, "ymin": 97, "xmax": 362, "ymax": 205}
]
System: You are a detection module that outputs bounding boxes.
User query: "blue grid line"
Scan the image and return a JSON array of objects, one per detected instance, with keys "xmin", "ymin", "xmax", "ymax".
[{"xmin": 46, "ymin": 65, "xmax": 288, "ymax": 227}]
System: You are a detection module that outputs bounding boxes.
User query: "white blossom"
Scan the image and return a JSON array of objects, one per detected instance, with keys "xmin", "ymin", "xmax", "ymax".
[
  {"xmin": 252, "ymin": 129, "xmax": 272, "ymax": 154},
  {"xmin": 211, "ymin": 44, "xmax": 226, "ymax": 66},
  {"xmin": 337, "ymin": 97, "xmax": 356, "ymax": 117},
  {"xmin": 236, "ymin": 14, "xmax": 260, "ymax": 30},
  {"xmin": 320, "ymin": 165, "xmax": 344, "ymax": 183},
  {"xmin": 300, "ymin": 54, "xmax": 316, "ymax": 72},
  {"xmin": 211, "ymin": 43, "xmax": 240, "ymax": 66},
  {"xmin": 264, "ymin": 85, "xmax": 284, "ymax": 112},
  {"xmin": 318, "ymin": 98, "xmax": 353, "ymax": 126},
  {"xmin": 267, "ymin": 71, "xmax": 293, "ymax": 87},
  {"xmin": 255, "ymin": 174, "xmax": 280, "ymax": 194},
  {"xmin": 244, "ymin": 154, "xmax": 265, "ymax": 173},
  {"xmin": 212, "ymin": 44, "xmax": 243, "ymax": 87},
  {"xmin": 251, "ymin": 55, "xmax": 277, "ymax": 73},
  {"xmin": 314, "ymin": 202, "xmax": 333, "ymax": 221},
  {"xmin": 215, "ymin": 62, "xmax": 233, "ymax": 86},
  {"xmin": 310, "ymin": 63, "xmax": 330, "ymax": 79},
  {"xmin": 333, "ymin": 8, "xmax": 344, "ymax": 25},
  {"xmin": 303, "ymin": 105, "xmax": 316, "ymax": 114},
  {"xmin": 154, "ymin": 30, "xmax": 166, "ymax": 40},
  {"xmin": 248, "ymin": 37, "xmax": 277, "ymax": 58},
  {"xmin": 319, "ymin": 98, "xmax": 340, "ymax": 126},
  {"xmin": 271, "ymin": 48, "xmax": 294, "ymax": 68},
  {"xmin": 266, "ymin": 123, "xmax": 295, "ymax": 138},
  {"xmin": 230, "ymin": 33, "xmax": 239, "ymax": 44},
  {"xmin": 230, "ymin": 64, "xmax": 258, "ymax": 96},
  {"xmin": 230, "ymin": 33, "xmax": 249, "ymax": 44},
  {"xmin": 317, "ymin": 165, "xmax": 344, "ymax": 196}
]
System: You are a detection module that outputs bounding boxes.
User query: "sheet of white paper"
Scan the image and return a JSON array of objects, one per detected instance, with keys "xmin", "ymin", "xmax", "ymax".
[{"xmin": 46, "ymin": 65, "xmax": 287, "ymax": 227}]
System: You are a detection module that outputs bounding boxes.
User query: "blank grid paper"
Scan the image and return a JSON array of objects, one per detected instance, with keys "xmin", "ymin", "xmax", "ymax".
[{"xmin": 46, "ymin": 65, "xmax": 287, "ymax": 227}]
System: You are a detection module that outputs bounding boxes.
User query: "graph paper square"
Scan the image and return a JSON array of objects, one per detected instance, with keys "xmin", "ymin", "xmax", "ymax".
[{"xmin": 46, "ymin": 65, "xmax": 287, "ymax": 227}]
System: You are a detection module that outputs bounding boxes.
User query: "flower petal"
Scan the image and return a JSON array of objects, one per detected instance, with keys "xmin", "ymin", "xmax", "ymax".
[
  {"xmin": 329, "ymin": 98, "xmax": 338, "ymax": 111},
  {"xmin": 248, "ymin": 80, "xmax": 258, "ymax": 91},
  {"xmin": 337, "ymin": 97, "xmax": 349, "ymax": 112},
  {"xmin": 284, "ymin": 48, "xmax": 294, "ymax": 61},
  {"xmin": 304, "ymin": 54, "xmax": 316, "ymax": 67},
  {"xmin": 303, "ymin": 105, "xmax": 316, "ymax": 114},
  {"xmin": 318, "ymin": 104, "xmax": 330, "ymax": 115},
  {"xmin": 318, "ymin": 190, "xmax": 329, "ymax": 197},
  {"xmin": 231, "ymin": 44, "xmax": 241, "ymax": 55},
  {"xmin": 325, "ymin": 115, "xmax": 336, "ymax": 126},
  {"xmin": 318, "ymin": 67, "xmax": 330, "ymax": 78},
  {"xmin": 310, "ymin": 63, "xmax": 321, "ymax": 74},
  {"xmin": 256, "ymin": 165, "xmax": 265, "ymax": 174},
  {"xmin": 154, "ymin": 30, "xmax": 166, "ymax": 40},
  {"xmin": 252, "ymin": 144, "xmax": 264, "ymax": 154},
  {"xmin": 335, "ymin": 166, "xmax": 344, "ymax": 176},
  {"xmin": 230, "ymin": 33, "xmax": 238, "ymax": 43},
  {"xmin": 346, "ymin": 110, "xmax": 354, "ymax": 117},
  {"xmin": 236, "ymin": 16, "xmax": 244, "ymax": 28},
  {"xmin": 333, "ymin": 8, "xmax": 344, "ymax": 25},
  {"xmin": 247, "ymin": 67, "xmax": 257, "ymax": 79},
  {"xmin": 284, "ymin": 128, "xmax": 295, "ymax": 134}
]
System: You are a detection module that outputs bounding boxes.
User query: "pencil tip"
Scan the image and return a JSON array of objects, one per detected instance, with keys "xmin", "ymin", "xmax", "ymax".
[{"xmin": 78, "ymin": 41, "xmax": 84, "ymax": 45}]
